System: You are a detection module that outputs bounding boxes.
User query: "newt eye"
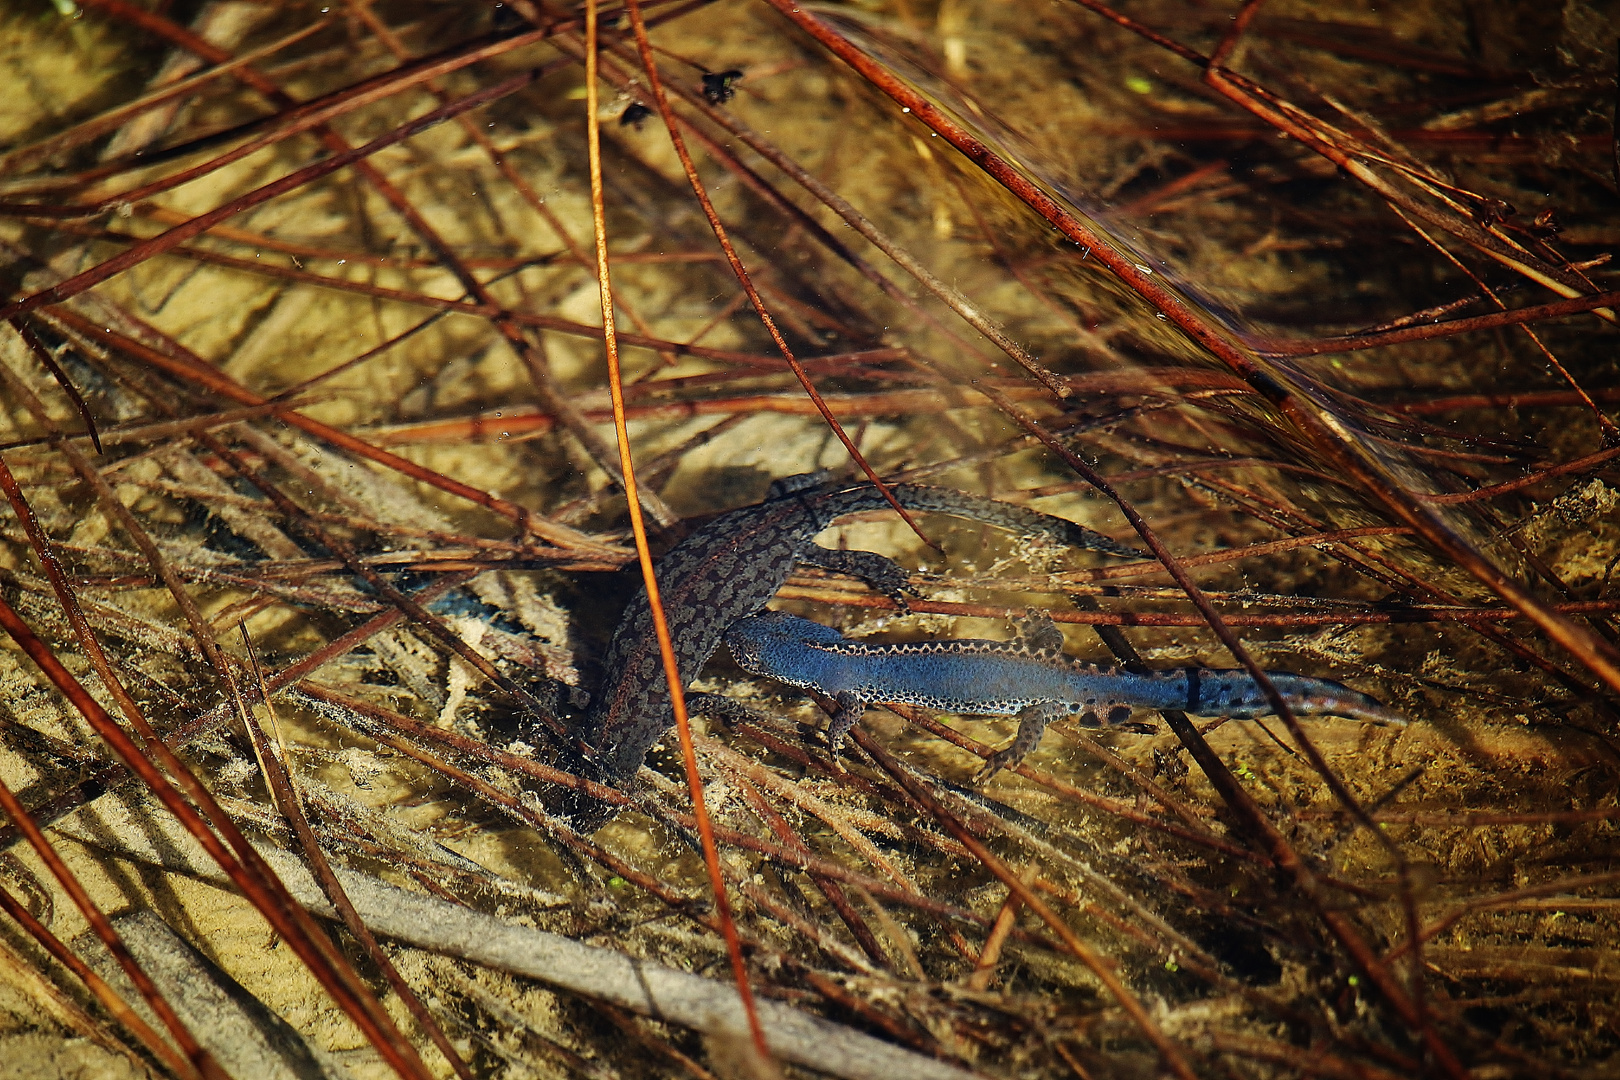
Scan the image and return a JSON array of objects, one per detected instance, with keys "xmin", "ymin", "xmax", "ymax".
[{"xmin": 701, "ymin": 69, "xmax": 744, "ymax": 105}]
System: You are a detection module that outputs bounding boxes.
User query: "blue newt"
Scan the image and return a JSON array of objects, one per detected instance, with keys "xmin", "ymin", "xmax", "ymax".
[{"xmin": 725, "ymin": 610, "xmax": 1404, "ymax": 781}]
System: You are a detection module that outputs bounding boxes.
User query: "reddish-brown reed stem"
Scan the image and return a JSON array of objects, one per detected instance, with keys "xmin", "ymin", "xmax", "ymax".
[
  {"xmin": 758, "ymin": 0, "xmax": 1620, "ymax": 724},
  {"xmin": 621, "ymin": 0, "xmax": 926, "ymax": 546},
  {"xmin": 0, "ymin": 459, "xmax": 433, "ymax": 1080},
  {"xmin": 852, "ymin": 729, "xmax": 1200, "ymax": 1080},
  {"xmin": 583, "ymin": 0, "xmax": 770, "ymax": 1062}
]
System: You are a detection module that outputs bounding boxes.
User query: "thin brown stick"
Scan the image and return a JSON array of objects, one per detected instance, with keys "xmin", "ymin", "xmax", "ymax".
[
  {"xmin": 732, "ymin": 776, "xmax": 893, "ymax": 971},
  {"xmin": 0, "ymin": 877, "xmax": 203, "ymax": 1080},
  {"xmin": 583, "ymin": 0, "xmax": 771, "ymax": 1063},
  {"xmin": 966, "ymin": 864, "xmax": 1033, "ymax": 992},
  {"xmin": 0, "ymin": 757, "xmax": 218, "ymax": 1080},
  {"xmin": 851, "ymin": 730, "xmax": 1200, "ymax": 1080},
  {"xmin": 0, "ymin": 16, "xmax": 331, "ymax": 177},
  {"xmin": 45, "ymin": 307, "xmax": 607, "ymax": 552},
  {"xmin": 10, "ymin": 321, "xmax": 101, "ymax": 453},
  {"xmin": 194, "ymin": 429, "xmax": 568, "ymax": 733},
  {"xmin": 0, "ymin": 341, "xmax": 228, "ymax": 673},
  {"xmin": 0, "ymin": 458, "xmax": 448, "ymax": 1079},
  {"xmin": 621, "ymin": 0, "xmax": 928, "ymax": 547},
  {"xmin": 237, "ymin": 627, "xmax": 465, "ymax": 1080},
  {"xmin": 1256, "ymin": 289, "xmax": 1620, "ymax": 357},
  {"xmin": 0, "ymin": 71, "xmax": 546, "ymax": 323},
  {"xmin": 758, "ymin": 0, "xmax": 1620, "ymax": 719}
]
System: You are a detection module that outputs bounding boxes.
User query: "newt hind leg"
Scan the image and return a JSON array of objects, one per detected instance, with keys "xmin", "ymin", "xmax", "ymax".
[
  {"xmin": 799, "ymin": 545, "xmax": 916, "ymax": 605},
  {"xmin": 1015, "ymin": 610, "xmax": 1066, "ymax": 655},
  {"xmin": 974, "ymin": 702, "xmax": 1068, "ymax": 785},
  {"xmin": 825, "ymin": 690, "xmax": 870, "ymax": 752},
  {"xmin": 687, "ymin": 691, "xmax": 764, "ymax": 729}
]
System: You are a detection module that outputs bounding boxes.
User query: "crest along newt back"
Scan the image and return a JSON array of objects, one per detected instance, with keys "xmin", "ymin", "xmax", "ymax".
[{"xmin": 725, "ymin": 610, "xmax": 1404, "ymax": 781}]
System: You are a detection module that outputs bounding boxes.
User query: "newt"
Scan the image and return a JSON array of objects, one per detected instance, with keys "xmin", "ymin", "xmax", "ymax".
[
  {"xmin": 725, "ymin": 609, "xmax": 1404, "ymax": 781},
  {"xmin": 576, "ymin": 473, "xmax": 1141, "ymax": 785}
]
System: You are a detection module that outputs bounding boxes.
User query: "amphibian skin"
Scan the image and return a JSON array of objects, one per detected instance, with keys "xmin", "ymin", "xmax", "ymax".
[
  {"xmin": 578, "ymin": 473, "xmax": 1142, "ymax": 784},
  {"xmin": 726, "ymin": 610, "xmax": 1404, "ymax": 781}
]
